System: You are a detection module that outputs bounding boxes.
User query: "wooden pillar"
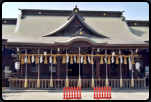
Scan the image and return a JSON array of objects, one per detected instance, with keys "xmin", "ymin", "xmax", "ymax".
[
  {"xmin": 39, "ymin": 63, "xmax": 41, "ymax": 77},
  {"xmin": 27, "ymin": 64, "xmax": 31, "ymax": 76},
  {"xmin": 117, "ymin": 64, "xmax": 120, "ymax": 77},
  {"xmin": 96, "ymin": 57, "xmax": 100, "ymax": 79},
  {"xmin": 17, "ymin": 68, "xmax": 20, "ymax": 78},
  {"xmin": 57, "ymin": 56, "xmax": 61, "ymax": 78},
  {"xmin": 21, "ymin": 64, "xmax": 23, "ymax": 77},
  {"xmin": 125, "ymin": 64, "xmax": 127, "ymax": 77},
  {"xmin": 134, "ymin": 64, "xmax": 138, "ymax": 79},
  {"xmin": 108, "ymin": 64, "xmax": 111, "ymax": 77}
]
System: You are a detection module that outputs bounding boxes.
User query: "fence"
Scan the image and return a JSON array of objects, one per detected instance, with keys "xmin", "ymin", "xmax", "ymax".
[
  {"xmin": 94, "ymin": 86, "xmax": 111, "ymax": 100},
  {"xmin": 63, "ymin": 87, "xmax": 81, "ymax": 100},
  {"xmin": 8, "ymin": 77, "xmax": 146, "ymax": 89}
]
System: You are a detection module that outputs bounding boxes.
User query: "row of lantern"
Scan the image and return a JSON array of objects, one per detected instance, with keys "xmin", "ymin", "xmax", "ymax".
[{"xmin": 19, "ymin": 54, "xmax": 136, "ymax": 65}]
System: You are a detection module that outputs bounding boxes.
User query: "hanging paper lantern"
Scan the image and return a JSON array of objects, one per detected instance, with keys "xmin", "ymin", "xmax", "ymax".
[{"xmin": 135, "ymin": 62, "xmax": 140, "ymax": 70}]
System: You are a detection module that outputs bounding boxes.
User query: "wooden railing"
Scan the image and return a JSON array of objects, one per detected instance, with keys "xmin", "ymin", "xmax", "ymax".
[{"xmin": 8, "ymin": 77, "xmax": 146, "ymax": 89}]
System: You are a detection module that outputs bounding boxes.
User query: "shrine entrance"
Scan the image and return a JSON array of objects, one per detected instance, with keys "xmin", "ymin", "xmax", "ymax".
[{"xmin": 68, "ymin": 63, "xmax": 83, "ymax": 76}]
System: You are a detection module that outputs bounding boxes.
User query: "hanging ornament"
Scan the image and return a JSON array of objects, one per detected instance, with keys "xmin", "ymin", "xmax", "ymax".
[
  {"xmin": 88, "ymin": 55, "xmax": 90, "ymax": 63},
  {"xmin": 44, "ymin": 55, "xmax": 48, "ymax": 64},
  {"xmin": 53, "ymin": 56, "xmax": 57, "ymax": 64},
  {"xmin": 100, "ymin": 56, "xmax": 104, "ymax": 64},
  {"xmin": 74, "ymin": 55, "xmax": 76, "ymax": 63},
  {"xmin": 116, "ymin": 56, "xmax": 119, "ymax": 64},
  {"xmin": 21, "ymin": 55, "xmax": 24, "ymax": 64},
  {"xmin": 128, "ymin": 56, "xmax": 132, "ymax": 70},
  {"xmin": 97, "ymin": 48, "xmax": 99, "ymax": 52},
  {"xmin": 58, "ymin": 48, "xmax": 60, "ymax": 52},
  {"xmin": 83, "ymin": 56, "xmax": 87, "ymax": 64},
  {"xmin": 31, "ymin": 55, "xmax": 35, "ymax": 63},
  {"xmin": 40, "ymin": 55, "xmax": 43, "ymax": 63},
  {"xmin": 80, "ymin": 55, "xmax": 83, "ymax": 63},
  {"xmin": 27, "ymin": 55, "xmax": 31, "ymax": 63},
  {"xmin": 111, "ymin": 55, "xmax": 114, "ymax": 63},
  {"xmin": 66, "ymin": 54, "xmax": 69, "ymax": 63},
  {"xmin": 107, "ymin": 56, "xmax": 111, "ymax": 64},
  {"xmin": 70, "ymin": 55, "xmax": 73, "ymax": 64},
  {"xmin": 49, "ymin": 55, "xmax": 52, "ymax": 63},
  {"xmin": 62, "ymin": 55, "xmax": 66, "ymax": 64},
  {"xmin": 35, "ymin": 55, "xmax": 39, "ymax": 64},
  {"xmin": 104, "ymin": 55, "xmax": 107, "ymax": 64},
  {"xmin": 124, "ymin": 56, "xmax": 127, "ymax": 64},
  {"xmin": 24, "ymin": 55, "xmax": 27, "ymax": 63}
]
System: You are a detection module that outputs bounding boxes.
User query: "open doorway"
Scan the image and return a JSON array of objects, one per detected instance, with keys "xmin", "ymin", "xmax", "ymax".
[{"xmin": 68, "ymin": 63, "xmax": 83, "ymax": 76}]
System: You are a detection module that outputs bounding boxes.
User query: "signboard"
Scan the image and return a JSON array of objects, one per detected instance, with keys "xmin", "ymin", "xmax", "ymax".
[
  {"xmin": 5, "ymin": 66, "xmax": 10, "ymax": 71},
  {"xmin": 145, "ymin": 66, "xmax": 149, "ymax": 78}
]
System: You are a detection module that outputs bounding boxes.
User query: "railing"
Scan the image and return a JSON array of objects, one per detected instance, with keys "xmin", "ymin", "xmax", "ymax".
[{"xmin": 8, "ymin": 77, "xmax": 146, "ymax": 89}]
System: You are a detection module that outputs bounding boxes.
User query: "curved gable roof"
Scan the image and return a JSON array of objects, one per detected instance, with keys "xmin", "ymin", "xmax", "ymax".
[{"xmin": 43, "ymin": 13, "xmax": 109, "ymax": 38}]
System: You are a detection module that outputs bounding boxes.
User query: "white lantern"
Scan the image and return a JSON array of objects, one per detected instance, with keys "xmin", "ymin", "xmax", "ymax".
[{"xmin": 15, "ymin": 62, "xmax": 20, "ymax": 70}]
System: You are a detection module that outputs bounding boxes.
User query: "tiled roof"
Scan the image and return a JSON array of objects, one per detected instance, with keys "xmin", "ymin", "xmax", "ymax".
[
  {"xmin": 2, "ymin": 13, "xmax": 149, "ymax": 45},
  {"xmin": 129, "ymin": 26, "xmax": 149, "ymax": 40}
]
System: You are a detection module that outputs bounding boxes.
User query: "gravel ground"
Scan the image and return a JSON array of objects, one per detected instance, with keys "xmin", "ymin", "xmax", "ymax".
[{"xmin": 2, "ymin": 90, "xmax": 149, "ymax": 100}]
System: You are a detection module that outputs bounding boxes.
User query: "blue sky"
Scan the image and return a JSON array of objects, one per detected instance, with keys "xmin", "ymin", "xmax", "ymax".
[{"xmin": 2, "ymin": 2, "xmax": 149, "ymax": 20}]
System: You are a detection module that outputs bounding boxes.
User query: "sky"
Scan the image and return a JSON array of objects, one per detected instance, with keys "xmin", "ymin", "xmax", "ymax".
[{"xmin": 2, "ymin": 2, "xmax": 149, "ymax": 20}]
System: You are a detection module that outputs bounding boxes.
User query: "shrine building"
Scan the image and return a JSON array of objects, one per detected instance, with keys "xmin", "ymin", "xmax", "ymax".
[{"xmin": 2, "ymin": 6, "xmax": 149, "ymax": 89}]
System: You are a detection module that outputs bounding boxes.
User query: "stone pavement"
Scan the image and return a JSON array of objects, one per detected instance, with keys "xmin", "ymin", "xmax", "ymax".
[{"xmin": 2, "ymin": 88, "xmax": 149, "ymax": 100}]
